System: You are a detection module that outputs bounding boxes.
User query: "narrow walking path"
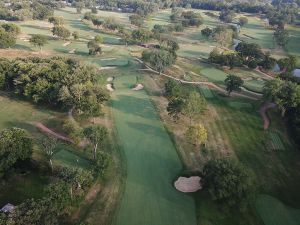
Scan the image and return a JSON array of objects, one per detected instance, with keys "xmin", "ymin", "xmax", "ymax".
[
  {"xmin": 259, "ymin": 102, "xmax": 276, "ymax": 130},
  {"xmin": 35, "ymin": 122, "xmax": 74, "ymax": 143},
  {"xmin": 112, "ymin": 74, "xmax": 196, "ymax": 225}
]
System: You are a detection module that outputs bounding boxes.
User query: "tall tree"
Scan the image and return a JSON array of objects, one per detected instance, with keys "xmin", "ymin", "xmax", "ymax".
[
  {"xmin": 83, "ymin": 125, "xmax": 108, "ymax": 160},
  {"xmin": 274, "ymin": 28, "xmax": 289, "ymax": 47},
  {"xmin": 183, "ymin": 91, "xmax": 206, "ymax": 124},
  {"xmin": 41, "ymin": 137, "xmax": 58, "ymax": 172},
  {"xmin": 224, "ymin": 74, "xmax": 244, "ymax": 95}
]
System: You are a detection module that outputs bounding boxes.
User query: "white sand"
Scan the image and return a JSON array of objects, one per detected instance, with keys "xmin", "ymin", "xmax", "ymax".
[
  {"xmin": 106, "ymin": 84, "xmax": 114, "ymax": 92},
  {"xmin": 107, "ymin": 77, "xmax": 114, "ymax": 82},
  {"xmin": 174, "ymin": 176, "xmax": 202, "ymax": 193},
  {"xmin": 132, "ymin": 84, "xmax": 144, "ymax": 91},
  {"xmin": 100, "ymin": 66, "xmax": 116, "ymax": 70},
  {"xmin": 100, "ymin": 57, "xmax": 117, "ymax": 61},
  {"xmin": 63, "ymin": 41, "xmax": 71, "ymax": 46},
  {"xmin": 69, "ymin": 49, "xmax": 76, "ymax": 54}
]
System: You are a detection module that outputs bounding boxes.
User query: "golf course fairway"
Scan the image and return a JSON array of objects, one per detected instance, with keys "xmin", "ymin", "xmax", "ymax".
[{"xmin": 112, "ymin": 75, "xmax": 197, "ymax": 225}]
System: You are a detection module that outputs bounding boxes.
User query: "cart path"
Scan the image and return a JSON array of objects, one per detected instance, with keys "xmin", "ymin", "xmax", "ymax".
[
  {"xmin": 259, "ymin": 102, "xmax": 276, "ymax": 130},
  {"xmin": 112, "ymin": 75, "xmax": 196, "ymax": 225}
]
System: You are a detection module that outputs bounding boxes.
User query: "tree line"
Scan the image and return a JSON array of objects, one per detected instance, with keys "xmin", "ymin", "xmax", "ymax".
[{"xmin": 0, "ymin": 57, "xmax": 109, "ymax": 116}]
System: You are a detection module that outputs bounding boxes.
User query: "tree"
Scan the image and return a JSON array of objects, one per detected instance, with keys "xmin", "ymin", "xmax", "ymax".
[
  {"xmin": 75, "ymin": 2, "xmax": 84, "ymax": 14},
  {"xmin": 93, "ymin": 151, "xmax": 112, "ymax": 178},
  {"xmin": 224, "ymin": 74, "xmax": 244, "ymax": 95},
  {"xmin": 0, "ymin": 127, "xmax": 33, "ymax": 177},
  {"xmin": 1, "ymin": 23, "xmax": 20, "ymax": 35},
  {"xmin": 48, "ymin": 16, "xmax": 64, "ymax": 26},
  {"xmin": 182, "ymin": 91, "xmax": 206, "ymax": 124},
  {"xmin": 277, "ymin": 55, "xmax": 297, "ymax": 71},
  {"xmin": 165, "ymin": 79, "xmax": 183, "ymax": 98},
  {"xmin": 131, "ymin": 29, "xmax": 152, "ymax": 43},
  {"xmin": 167, "ymin": 97, "xmax": 184, "ymax": 121},
  {"xmin": 186, "ymin": 124, "xmax": 207, "ymax": 146},
  {"xmin": 29, "ymin": 34, "xmax": 48, "ymax": 52},
  {"xmin": 91, "ymin": 7, "xmax": 97, "ymax": 14},
  {"xmin": 94, "ymin": 34, "xmax": 103, "ymax": 43},
  {"xmin": 235, "ymin": 42, "xmax": 263, "ymax": 61},
  {"xmin": 72, "ymin": 31, "xmax": 79, "ymax": 40},
  {"xmin": 201, "ymin": 27, "xmax": 213, "ymax": 38},
  {"xmin": 129, "ymin": 14, "xmax": 144, "ymax": 27},
  {"xmin": 92, "ymin": 18, "xmax": 103, "ymax": 28},
  {"xmin": 263, "ymin": 79, "xmax": 300, "ymax": 116},
  {"xmin": 87, "ymin": 40, "xmax": 102, "ymax": 55},
  {"xmin": 0, "ymin": 28, "xmax": 16, "ymax": 48},
  {"xmin": 212, "ymin": 26, "xmax": 233, "ymax": 47},
  {"xmin": 142, "ymin": 49, "xmax": 176, "ymax": 74},
  {"xmin": 239, "ymin": 17, "xmax": 248, "ymax": 26},
  {"xmin": 203, "ymin": 158, "xmax": 255, "ymax": 209},
  {"xmin": 274, "ymin": 28, "xmax": 289, "ymax": 47},
  {"xmin": 52, "ymin": 26, "xmax": 70, "ymax": 40},
  {"xmin": 83, "ymin": 125, "xmax": 108, "ymax": 160},
  {"xmin": 41, "ymin": 137, "xmax": 58, "ymax": 172},
  {"xmin": 219, "ymin": 9, "xmax": 236, "ymax": 23}
]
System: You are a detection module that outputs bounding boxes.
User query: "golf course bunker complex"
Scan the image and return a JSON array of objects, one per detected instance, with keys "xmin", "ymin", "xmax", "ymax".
[
  {"xmin": 112, "ymin": 75, "xmax": 196, "ymax": 225},
  {"xmin": 174, "ymin": 176, "xmax": 202, "ymax": 193}
]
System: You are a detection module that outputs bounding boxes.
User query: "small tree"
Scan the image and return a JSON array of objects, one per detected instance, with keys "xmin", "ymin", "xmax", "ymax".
[
  {"xmin": 91, "ymin": 7, "xmax": 97, "ymax": 14},
  {"xmin": 186, "ymin": 124, "xmax": 207, "ymax": 146},
  {"xmin": 274, "ymin": 28, "xmax": 289, "ymax": 47},
  {"xmin": 203, "ymin": 158, "xmax": 255, "ymax": 209},
  {"xmin": 29, "ymin": 34, "xmax": 48, "ymax": 52},
  {"xmin": 83, "ymin": 125, "xmax": 108, "ymax": 160},
  {"xmin": 94, "ymin": 34, "xmax": 103, "ymax": 43},
  {"xmin": 183, "ymin": 91, "xmax": 206, "ymax": 124},
  {"xmin": 93, "ymin": 151, "xmax": 112, "ymax": 178},
  {"xmin": 224, "ymin": 74, "xmax": 244, "ymax": 95},
  {"xmin": 72, "ymin": 31, "xmax": 79, "ymax": 40},
  {"xmin": 167, "ymin": 97, "xmax": 184, "ymax": 121},
  {"xmin": 52, "ymin": 26, "xmax": 70, "ymax": 40},
  {"xmin": 41, "ymin": 137, "xmax": 58, "ymax": 172},
  {"xmin": 48, "ymin": 16, "xmax": 64, "ymax": 26},
  {"xmin": 87, "ymin": 40, "xmax": 102, "ymax": 55},
  {"xmin": 201, "ymin": 27, "xmax": 213, "ymax": 38}
]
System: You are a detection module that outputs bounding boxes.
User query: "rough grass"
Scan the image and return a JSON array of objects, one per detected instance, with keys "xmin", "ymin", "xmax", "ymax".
[
  {"xmin": 256, "ymin": 194, "xmax": 300, "ymax": 225},
  {"xmin": 199, "ymin": 85, "xmax": 214, "ymax": 98}
]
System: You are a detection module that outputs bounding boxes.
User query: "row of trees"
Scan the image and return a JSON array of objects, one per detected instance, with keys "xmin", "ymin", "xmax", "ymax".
[
  {"xmin": 0, "ymin": 57, "xmax": 109, "ymax": 115},
  {"xmin": 0, "ymin": 0, "xmax": 55, "ymax": 21}
]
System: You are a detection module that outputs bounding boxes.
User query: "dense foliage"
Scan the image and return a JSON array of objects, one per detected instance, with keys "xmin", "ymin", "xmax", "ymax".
[
  {"xmin": 203, "ymin": 158, "xmax": 255, "ymax": 209},
  {"xmin": 0, "ymin": 57, "xmax": 109, "ymax": 114}
]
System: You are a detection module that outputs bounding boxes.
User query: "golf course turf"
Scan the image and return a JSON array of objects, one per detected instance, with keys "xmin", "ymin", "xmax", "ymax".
[{"xmin": 112, "ymin": 74, "xmax": 196, "ymax": 225}]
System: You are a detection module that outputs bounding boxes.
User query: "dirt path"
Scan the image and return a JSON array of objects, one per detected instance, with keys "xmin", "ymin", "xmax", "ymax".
[
  {"xmin": 259, "ymin": 102, "xmax": 276, "ymax": 130},
  {"xmin": 35, "ymin": 122, "xmax": 74, "ymax": 143},
  {"xmin": 135, "ymin": 58, "xmax": 260, "ymax": 101}
]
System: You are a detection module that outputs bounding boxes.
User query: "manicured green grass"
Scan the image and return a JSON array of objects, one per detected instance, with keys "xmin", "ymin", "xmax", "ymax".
[
  {"xmin": 53, "ymin": 147, "xmax": 91, "ymax": 170},
  {"xmin": 112, "ymin": 73, "xmax": 196, "ymax": 225},
  {"xmin": 286, "ymin": 24, "xmax": 300, "ymax": 65},
  {"xmin": 199, "ymin": 85, "xmax": 214, "ymax": 98},
  {"xmin": 256, "ymin": 194, "xmax": 300, "ymax": 225},
  {"xmin": 228, "ymin": 101, "xmax": 253, "ymax": 109},
  {"xmin": 269, "ymin": 132, "xmax": 285, "ymax": 151},
  {"xmin": 0, "ymin": 172, "xmax": 48, "ymax": 206},
  {"xmin": 200, "ymin": 68, "xmax": 228, "ymax": 83},
  {"xmin": 243, "ymin": 79, "xmax": 265, "ymax": 93},
  {"xmin": 0, "ymin": 94, "xmax": 57, "ymax": 136}
]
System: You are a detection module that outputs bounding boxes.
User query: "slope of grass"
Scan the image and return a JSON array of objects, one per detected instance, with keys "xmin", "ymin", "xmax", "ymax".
[{"xmin": 256, "ymin": 194, "xmax": 300, "ymax": 225}]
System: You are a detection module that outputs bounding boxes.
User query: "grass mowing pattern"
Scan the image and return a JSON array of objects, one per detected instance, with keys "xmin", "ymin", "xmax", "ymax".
[
  {"xmin": 228, "ymin": 101, "xmax": 253, "ymax": 109},
  {"xmin": 112, "ymin": 74, "xmax": 196, "ymax": 225},
  {"xmin": 269, "ymin": 132, "xmax": 285, "ymax": 151},
  {"xmin": 256, "ymin": 194, "xmax": 300, "ymax": 225},
  {"xmin": 199, "ymin": 85, "xmax": 214, "ymax": 98}
]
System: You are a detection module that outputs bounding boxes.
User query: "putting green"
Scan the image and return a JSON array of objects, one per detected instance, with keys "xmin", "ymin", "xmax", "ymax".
[{"xmin": 112, "ymin": 74, "xmax": 196, "ymax": 225}]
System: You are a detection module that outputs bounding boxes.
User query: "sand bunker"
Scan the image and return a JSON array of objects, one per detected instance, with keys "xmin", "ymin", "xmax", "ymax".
[
  {"xmin": 100, "ymin": 57, "xmax": 117, "ymax": 61},
  {"xmin": 69, "ymin": 49, "xmax": 76, "ymax": 54},
  {"xmin": 107, "ymin": 77, "xmax": 114, "ymax": 82},
  {"xmin": 63, "ymin": 42, "xmax": 71, "ymax": 46},
  {"xmin": 100, "ymin": 66, "xmax": 116, "ymax": 70},
  {"xmin": 132, "ymin": 83, "xmax": 144, "ymax": 91},
  {"xmin": 174, "ymin": 176, "xmax": 202, "ymax": 193},
  {"xmin": 106, "ymin": 84, "xmax": 114, "ymax": 92}
]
